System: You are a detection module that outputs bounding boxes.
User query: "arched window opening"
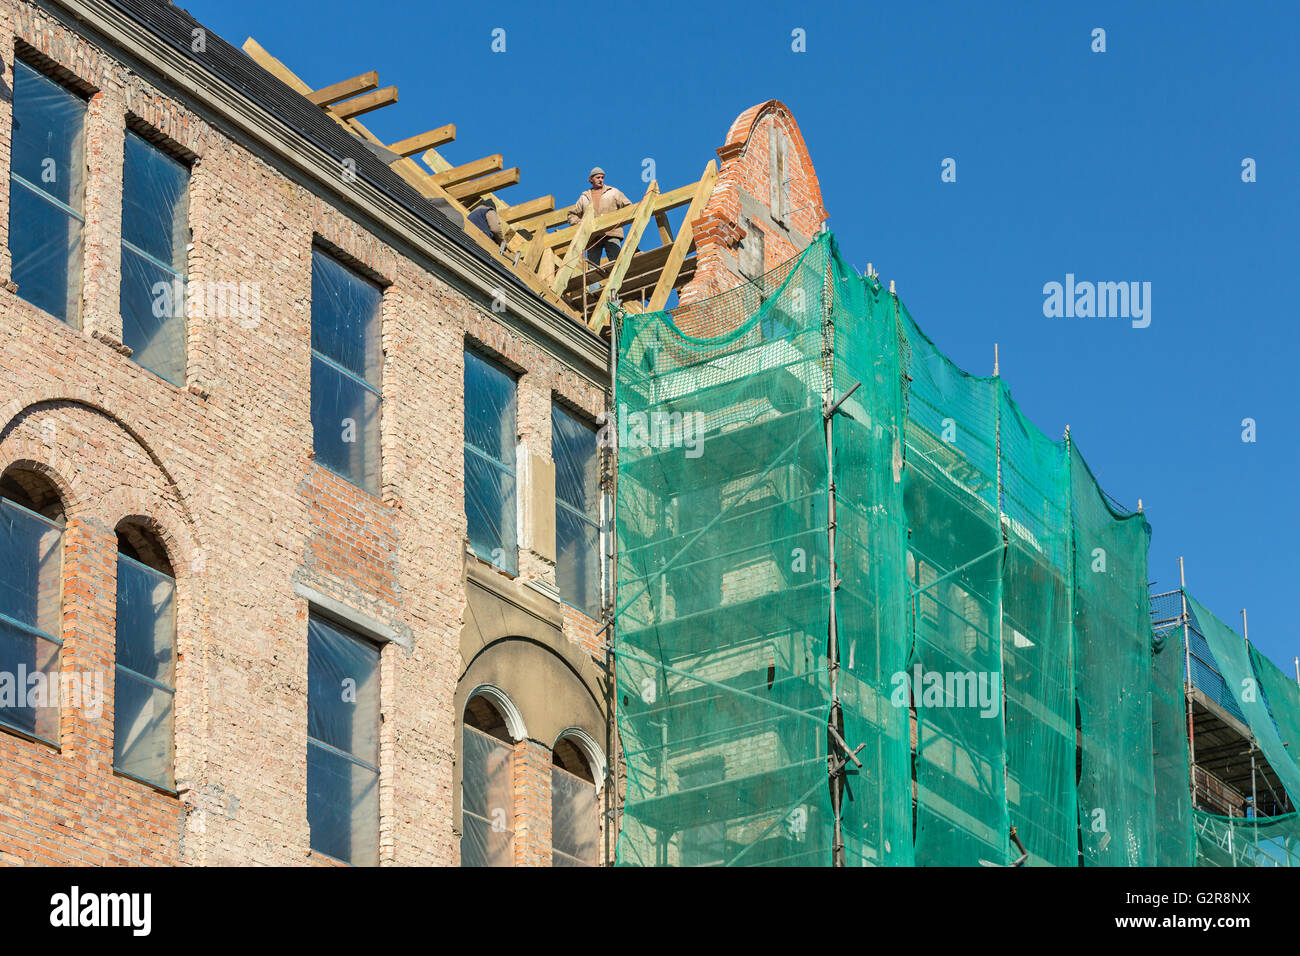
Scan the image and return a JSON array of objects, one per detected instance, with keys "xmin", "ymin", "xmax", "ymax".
[
  {"xmin": 461, "ymin": 693, "xmax": 515, "ymax": 867},
  {"xmin": 0, "ymin": 467, "xmax": 65, "ymax": 744},
  {"xmin": 552, "ymin": 735, "xmax": 600, "ymax": 866},
  {"xmin": 113, "ymin": 520, "xmax": 176, "ymax": 790}
]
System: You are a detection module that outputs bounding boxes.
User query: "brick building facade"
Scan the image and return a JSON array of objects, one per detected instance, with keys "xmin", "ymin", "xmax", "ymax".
[{"xmin": 0, "ymin": 0, "xmax": 826, "ymax": 866}]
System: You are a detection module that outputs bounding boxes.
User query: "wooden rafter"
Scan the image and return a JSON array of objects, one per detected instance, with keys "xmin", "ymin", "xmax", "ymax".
[
  {"xmin": 589, "ymin": 181, "xmax": 660, "ymax": 330},
  {"xmin": 551, "ymin": 205, "xmax": 597, "ymax": 295},
  {"xmin": 648, "ymin": 159, "xmax": 717, "ymax": 311},
  {"xmin": 240, "ymin": 37, "xmax": 572, "ymax": 313},
  {"xmin": 330, "ymin": 86, "xmax": 398, "ymax": 120},
  {"xmin": 387, "ymin": 125, "xmax": 456, "ymax": 157},
  {"xmin": 240, "ymin": 36, "xmax": 720, "ymax": 331},
  {"xmin": 501, "ymin": 196, "xmax": 555, "ymax": 224},
  {"xmin": 431, "ymin": 155, "xmax": 503, "ymax": 187},
  {"xmin": 308, "ymin": 71, "xmax": 378, "ymax": 106},
  {"xmin": 449, "ymin": 169, "xmax": 520, "ymax": 203}
]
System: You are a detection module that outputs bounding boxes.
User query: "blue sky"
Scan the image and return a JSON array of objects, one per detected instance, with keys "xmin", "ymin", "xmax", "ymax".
[{"xmin": 185, "ymin": 0, "xmax": 1298, "ymax": 667}]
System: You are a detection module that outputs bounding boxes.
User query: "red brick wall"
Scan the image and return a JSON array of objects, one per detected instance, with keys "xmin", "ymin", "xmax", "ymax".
[
  {"xmin": 680, "ymin": 100, "xmax": 828, "ymax": 313},
  {"xmin": 0, "ymin": 0, "xmax": 609, "ymax": 866}
]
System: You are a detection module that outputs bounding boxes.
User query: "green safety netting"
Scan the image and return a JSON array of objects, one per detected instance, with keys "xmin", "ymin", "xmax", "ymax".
[
  {"xmin": 1195, "ymin": 811, "xmax": 1300, "ymax": 867},
  {"xmin": 612, "ymin": 232, "xmax": 1197, "ymax": 866},
  {"xmin": 1152, "ymin": 627, "xmax": 1196, "ymax": 865},
  {"xmin": 1185, "ymin": 593, "xmax": 1300, "ymax": 807}
]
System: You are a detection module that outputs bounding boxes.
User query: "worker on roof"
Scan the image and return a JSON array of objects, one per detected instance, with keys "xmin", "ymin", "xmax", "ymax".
[
  {"xmin": 567, "ymin": 167, "xmax": 632, "ymax": 264},
  {"xmin": 467, "ymin": 200, "xmax": 504, "ymax": 246}
]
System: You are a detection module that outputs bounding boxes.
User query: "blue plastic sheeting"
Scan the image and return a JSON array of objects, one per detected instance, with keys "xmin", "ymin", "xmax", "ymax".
[
  {"xmin": 552, "ymin": 764, "xmax": 599, "ymax": 866},
  {"xmin": 464, "ymin": 349, "xmax": 517, "ymax": 574},
  {"xmin": 8, "ymin": 61, "xmax": 85, "ymax": 325},
  {"xmin": 0, "ymin": 497, "xmax": 63, "ymax": 742},
  {"xmin": 307, "ymin": 615, "xmax": 380, "ymax": 865},
  {"xmin": 121, "ymin": 130, "xmax": 189, "ymax": 384},
  {"xmin": 461, "ymin": 725, "xmax": 515, "ymax": 866},
  {"xmin": 311, "ymin": 249, "xmax": 382, "ymax": 493},
  {"xmin": 1187, "ymin": 592, "xmax": 1300, "ymax": 809},
  {"xmin": 113, "ymin": 555, "xmax": 176, "ymax": 789},
  {"xmin": 553, "ymin": 404, "xmax": 601, "ymax": 616}
]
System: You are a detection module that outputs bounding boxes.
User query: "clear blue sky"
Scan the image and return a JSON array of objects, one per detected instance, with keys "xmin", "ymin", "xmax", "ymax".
[{"xmin": 183, "ymin": 0, "xmax": 1298, "ymax": 668}]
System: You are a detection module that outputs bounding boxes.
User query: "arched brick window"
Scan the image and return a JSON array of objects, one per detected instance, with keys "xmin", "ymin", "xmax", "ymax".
[
  {"xmin": 461, "ymin": 690, "xmax": 520, "ymax": 866},
  {"xmin": 0, "ymin": 467, "xmax": 66, "ymax": 744},
  {"xmin": 113, "ymin": 521, "xmax": 176, "ymax": 790}
]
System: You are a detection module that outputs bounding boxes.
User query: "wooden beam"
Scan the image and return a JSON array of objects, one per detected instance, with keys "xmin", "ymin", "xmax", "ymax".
[
  {"xmin": 432, "ymin": 155, "xmax": 504, "ymax": 188},
  {"xmin": 501, "ymin": 196, "xmax": 555, "ymax": 224},
  {"xmin": 648, "ymin": 160, "xmax": 717, "ymax": 311},
  {"xmin": 537, "ymin": 247, "xmax": 557, "ymax": 284},
  {"xmin": 523, "ymin": 228, "xmax": 548, "ymax": 271},
  {"xmin": 242, "ymin": 37, "xmax": 580, "ymax": 320},
  {"xmin": 655, "ymin": 211, "xmax": 674, "ymax": 245},
  {"xmin": 308, "ymin": 71, "xmax": 379, "ymax": 106},
  {"xmin": 551, "ymin": 205, "xmax": 597, "ymax": 295},
  {"xmin": 448, "ymin": 169, "xmax": 520, "ymax": 203},
  {"xmin": 545, "ymin": 180, "xmax": 699, "ymax": 251},
  {"xmin": 387, "ymin": 125, "xmax": 456, "ymax": 158},
  {"xmin": 590, "ymin": 182, "xmax": 660, "ymax": 331},
  {"xmin": 329, "ymin": 86, "xmax": 398, "ymax": 120},
  {"xmin": 242, "ymin": 37, "xmax": 313, "ymax": 95}
]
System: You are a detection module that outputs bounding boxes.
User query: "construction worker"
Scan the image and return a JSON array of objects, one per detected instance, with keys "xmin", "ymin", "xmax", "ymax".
[
  {"xmin": 466, "ymin": 200, "xmax": 504, "ymax": 246},
  {"xmin": 567, "ymin": 167, "xmax": 631, "ymax": 264}
]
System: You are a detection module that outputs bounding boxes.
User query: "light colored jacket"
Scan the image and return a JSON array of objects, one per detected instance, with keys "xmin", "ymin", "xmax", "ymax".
[{"xmin": 567, "ymin": 186, "xmax": 632, "ymax": 240}]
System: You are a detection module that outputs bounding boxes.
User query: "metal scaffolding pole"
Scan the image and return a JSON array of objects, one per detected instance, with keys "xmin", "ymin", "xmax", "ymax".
[{"xmin": 1180, "ymin": 558, "xmax": 1196, "ymax": 804}]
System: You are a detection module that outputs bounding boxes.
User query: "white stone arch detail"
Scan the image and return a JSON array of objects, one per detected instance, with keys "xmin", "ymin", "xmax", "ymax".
[
  {"xmin": 465, "ymin": 683, "xmax": 527, "ymax": 742},
  {"xmin": 553, "ymin": 726, "xmax": 607, "ymax": 794}
]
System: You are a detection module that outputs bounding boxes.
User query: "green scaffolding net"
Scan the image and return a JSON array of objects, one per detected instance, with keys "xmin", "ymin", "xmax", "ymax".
[
  {"xmin": 1186, "ymin": 593, "xmax": 1300, "ymax": 807},
  {"xmin": 1194, "ymin": 811, "xmax": 1300, "ymax": 867},
  {"xmin": 613, "ymin": 232, "xmax": 1197, "ymax": 866}
]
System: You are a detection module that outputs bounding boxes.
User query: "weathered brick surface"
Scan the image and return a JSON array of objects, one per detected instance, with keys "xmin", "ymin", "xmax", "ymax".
[
  {"xmin": 0, "ymin": 0, "xmax": 610, "ymax": 866},
  {"xmin": 680, "ymin": 100, "xmax": 828, "ymax": 309}
]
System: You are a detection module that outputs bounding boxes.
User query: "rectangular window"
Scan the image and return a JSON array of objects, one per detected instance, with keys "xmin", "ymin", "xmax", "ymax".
[
  {"xmin": 460, "ymin": 725, "xmax": 515, "ymax": 866},
  {"xmin": 0, "ymin": 497, "xmax": 63, "ymax": 743},
  {"xmin": 311, "ymin": 249, "xmax": 383, "ymax": 494},
  {"xmin": 553, "ymin": 404, "xmax": 600, "ymax": 616},
  {"xmin": 306, "ymin": 614, "xmax": 380, "ymax": 866},
  {"xmin": 8, "ymin": 60, "xmax": 86, "ymax": 325},
  {"xmin": 120, "ymin": 130, "xmax": 190, "ymax": 385},
  {"xmin": 464, "ymin": 349, "xmax": 517, "ymax": 574},
  {"xmin": 113, "ymin": 554, "xmax": 176, "ymax": 789}
]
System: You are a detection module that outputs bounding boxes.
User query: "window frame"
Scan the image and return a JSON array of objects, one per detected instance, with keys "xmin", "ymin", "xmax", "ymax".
[
  {"xmin": 111, "ymin": 550, "xmax": 177, "ymax": 793},
  {"xmin": 309, "ymin": 247, "xmax": 385, "ymax": 495},
  {"xmin": 551, "ymin": 402, "xmax": 602, "ymax": 617},
  {"xmin": 7, "ymin": 58, "xmax": 88, "ymax": 327},
  {"xmin": 463, "ymin": 347, "xmax": 518, "ymax": 575},
  {"xmin": 0, "ymin": 493, "xmax": 65, "ymax": 747},
  {"xmin": 305, "ymin": 612, "xmax": 381, "ymax": 866}
]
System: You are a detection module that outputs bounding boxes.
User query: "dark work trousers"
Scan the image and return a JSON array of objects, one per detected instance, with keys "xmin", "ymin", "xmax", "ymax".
[{"xmin": 586, "ymin": 236, "xmax": 621, "ymax": 264}]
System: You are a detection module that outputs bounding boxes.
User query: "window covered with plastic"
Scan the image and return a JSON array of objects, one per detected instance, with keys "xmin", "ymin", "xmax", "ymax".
[
  {"xmin": 113, "ymin": 554, "xmax": 176, "ymax": 789},
  {"xmin": 311, "ymin": 249, "xmax": 383, "ymax": 493},
  {"xmin": 0, "ymin": 496, "xmax": 63, "ymax": 743},
  {"xmin": 552, "ymin": 764, "xmax": 599, "ymax": 866},
  {"xmin": 461, "ymin": 724, "xmax": 514, "ymax": 866},
  {"xmin": 307, "ymin": 615, "xmax": 380, "ymax": 866},
  {"xmin": 8, "ymin": 61, "xmax": 85, "ymax": 325},
  {"xmin": 553, "ymin": 404, "xmax": 601, "ymax": 616},
  {"xmin": 464, "ymin": 349, "xmax": 517, "ymax": 573},
  {"xmin": 121, "ymin": 130, "xmax": 189, "ymax": 384}
]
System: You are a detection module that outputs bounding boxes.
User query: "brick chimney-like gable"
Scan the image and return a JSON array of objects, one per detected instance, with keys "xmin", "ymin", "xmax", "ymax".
[{"xmin": 679, "ymin": 101, "xmax": 828, "ymax": 308}]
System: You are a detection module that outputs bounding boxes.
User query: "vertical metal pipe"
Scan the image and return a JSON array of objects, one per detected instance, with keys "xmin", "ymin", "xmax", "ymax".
[
  {"xmin": 1180, "ymin": 558, "xmax": 1195, "ymax": 803},
  {"xmin": 604, "ymin": 301, "xmax": 619, "ymax": 867},
  {"xmin": 822, "ymin": 262, "xmax": 844, "ymax": 867}
]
